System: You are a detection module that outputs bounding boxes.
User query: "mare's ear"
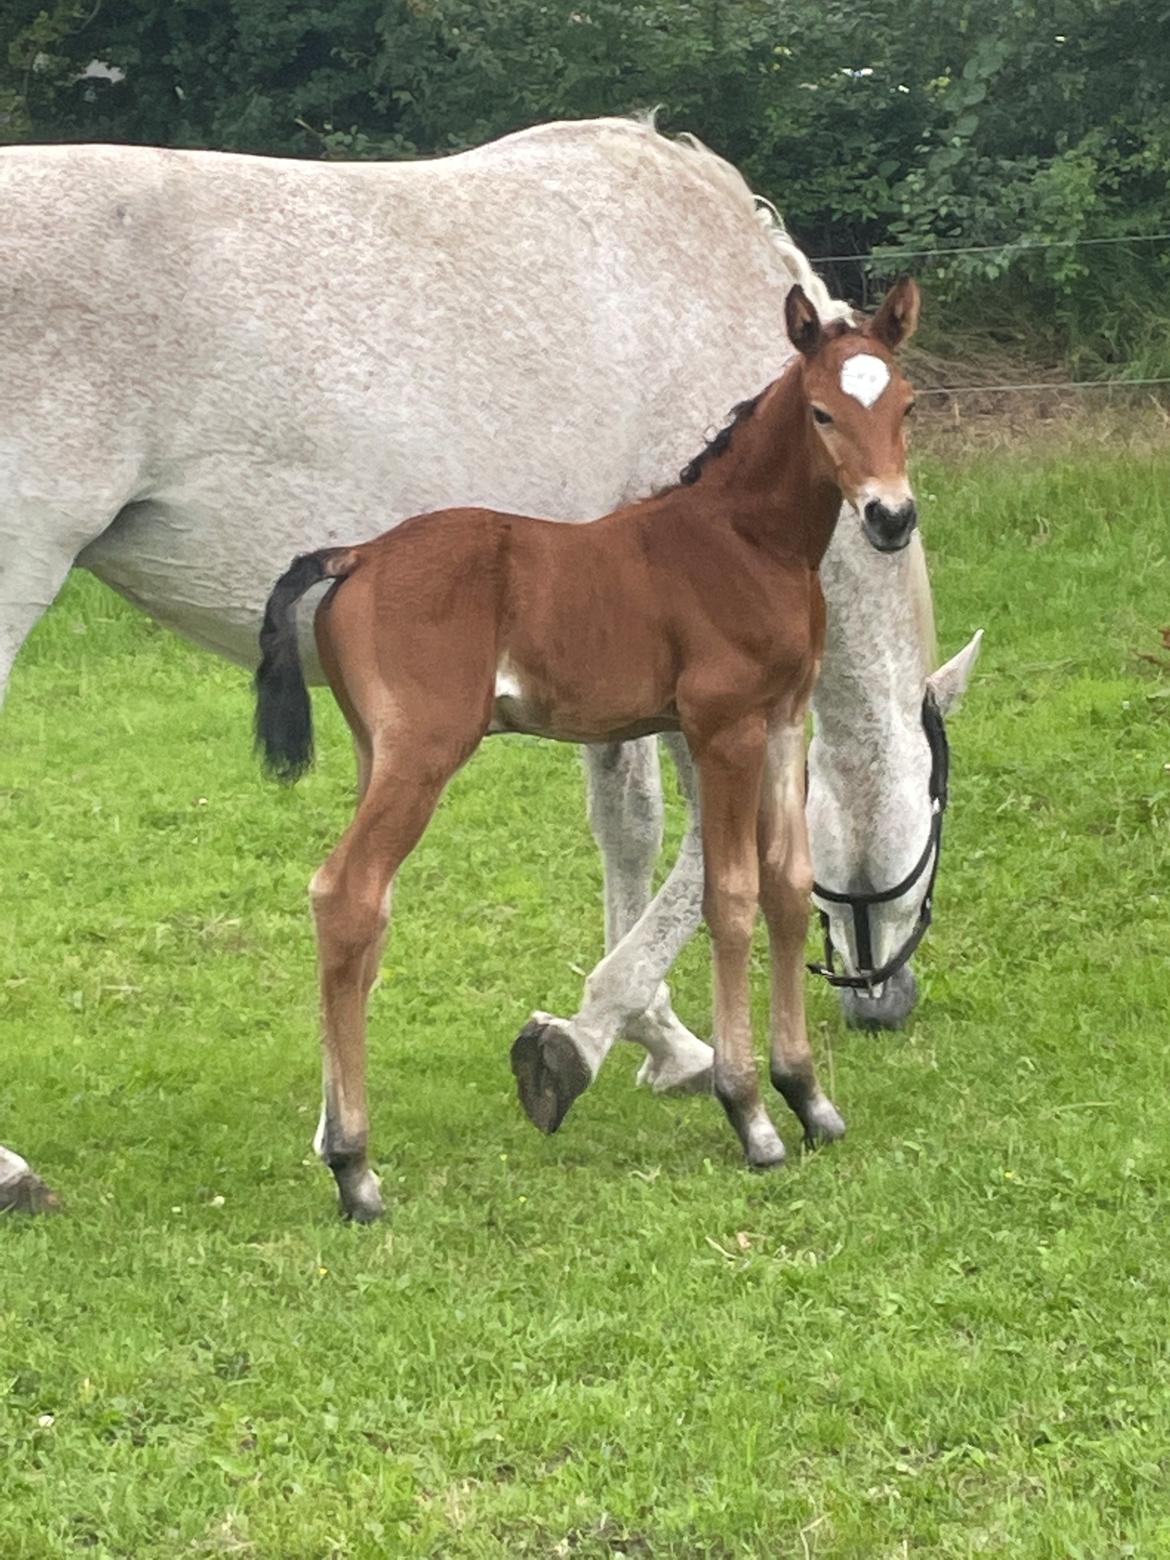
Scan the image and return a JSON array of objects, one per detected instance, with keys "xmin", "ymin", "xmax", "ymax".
[
  {"xmin": 869, "ymin": 275, "xmax": 921, "ymax": 350},
  {"xmin": 785, "ymin": 285, "xmax": 823, "ymax": 358},
  {"xmin": 926, "ymin": 629, "xmax": 983, "ymax": 715}
]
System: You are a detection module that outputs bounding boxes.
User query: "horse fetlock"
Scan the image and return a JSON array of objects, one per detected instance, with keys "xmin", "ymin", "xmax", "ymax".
[
  {"xmin": 313, "ymin": 1107, "xmax": 367, "ymax": 1165},
  {"xmin": 511, "ymin": 1014, "xmax": 592, "ymax": 1135}
]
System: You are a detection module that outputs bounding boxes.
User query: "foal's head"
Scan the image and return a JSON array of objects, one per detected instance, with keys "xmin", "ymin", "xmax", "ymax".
[{"xmin": 786, "ymin": 277, "xmax": 920, "ymax": 553}]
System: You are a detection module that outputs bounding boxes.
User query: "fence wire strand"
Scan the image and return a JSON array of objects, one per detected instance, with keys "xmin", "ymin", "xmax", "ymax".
[
  {"xmin": 804, "ymin": 231, "xmax": 1170, "ymax": 397},
  {"xmin": 918, "ymin": 376, "xmax": 1170, "ymax": 398},
  {"xmin": 813, "ymin": 232, "xmax": 1170, "ymax": 265}
]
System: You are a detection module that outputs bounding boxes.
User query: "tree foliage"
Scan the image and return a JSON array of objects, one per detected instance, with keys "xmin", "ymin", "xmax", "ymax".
[{"xmin": 3, "ymin": 0, "xmax": 1168, "ymax": 365}]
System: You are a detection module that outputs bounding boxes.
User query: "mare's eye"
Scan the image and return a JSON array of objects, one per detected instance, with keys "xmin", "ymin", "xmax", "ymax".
[
  {"xmin": 905, "ymin": 401, "xmax": 916, "ymax": 418},
  {"xmin": 812, "ymin": 406, "xmax": 833, "ymax": 426}
]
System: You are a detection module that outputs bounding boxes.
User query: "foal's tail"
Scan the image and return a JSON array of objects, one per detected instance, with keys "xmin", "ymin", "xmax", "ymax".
[{"xmin": 254, "ymin": 547, "xmax": 359, "ymax": 783}]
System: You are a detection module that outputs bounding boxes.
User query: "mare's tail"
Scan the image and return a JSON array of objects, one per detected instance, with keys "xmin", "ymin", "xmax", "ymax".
[{"xmin": 254, "ymin": 547, "xmax": 359, "ymax": 782}]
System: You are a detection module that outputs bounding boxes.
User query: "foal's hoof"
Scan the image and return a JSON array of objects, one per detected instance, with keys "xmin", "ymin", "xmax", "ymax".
[
  {"xmin": 744, "ymin": 1120, "xmax": 787, "ymax": 1171},
  {"xmin": 0, "ymin": 1165, "xmax": 60, "ymax": 1216},
  {"xmin": 802, "ymin": 1098, "xmax": 847, "ymax": 1149},
  {"xmin": 333, "ymin": 1166, "xmax": 385, "ymax": 1224},
  {"xmin": 511, "ymin": 1017, "xmax": 591, "ymax": 1135}
]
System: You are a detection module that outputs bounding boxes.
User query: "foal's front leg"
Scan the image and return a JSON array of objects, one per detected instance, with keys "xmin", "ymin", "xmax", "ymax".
[
  {"xmin": 695, "ymin": 718, "xmax": 786, "ymax": 1168},
  {"xmin": 758, "ymin": 721, "xmax": 846, "ymax": 1146}
]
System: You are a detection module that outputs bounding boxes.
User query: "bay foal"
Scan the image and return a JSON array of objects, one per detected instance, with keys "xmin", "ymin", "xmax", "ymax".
[{"xmin": 256, "ymin": 279, "xmax": 921, "ymax": 1220}]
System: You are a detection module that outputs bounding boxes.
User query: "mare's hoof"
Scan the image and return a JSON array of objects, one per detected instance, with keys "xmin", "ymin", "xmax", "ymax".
[
  {"xmin": 802, "ymin": 1098, "xmax": 847, "ymax": 1149},
  {"xmin": 333, "ymin": 1167, "xmax": 385, "ymax": 1224},
  {"xmin": 0, "ymin": 1163, "xmax": 60, "ymax": 1216},
  {"xmin": 511, "ymin": 1017, "xmax": 591, "ymax": 1135},
  {"xmin": 633, "ymin": 1045, "xmax": 714, "ymax": 1096}
]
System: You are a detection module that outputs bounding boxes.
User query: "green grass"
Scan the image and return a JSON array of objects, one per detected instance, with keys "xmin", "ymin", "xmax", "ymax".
[{"xmin": 2, "ymin": 447, "xmax": 1169, "ymax": 1558}]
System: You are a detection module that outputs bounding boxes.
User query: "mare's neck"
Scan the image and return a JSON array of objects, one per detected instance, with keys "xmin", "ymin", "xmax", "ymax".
[
  {"xmin": 810, "ymin": 520, "xmax": 929, "ymax": 757},
  {"xmin": 695, "ymin": 362, "xmax": 841, "ymax": 566}
]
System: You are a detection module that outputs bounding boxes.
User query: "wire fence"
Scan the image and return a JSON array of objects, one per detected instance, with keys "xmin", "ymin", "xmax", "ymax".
[
  {"xmin": 918, "ymin": 376, "xmax": 1170, "ymax": 399},
  {"xmin": 812, "ymin": 232, "xmax": 1170, "ymax": 266},
  {"xmin": 809, "ymin": 231, "xmax": 1170, "ymax": 399}
]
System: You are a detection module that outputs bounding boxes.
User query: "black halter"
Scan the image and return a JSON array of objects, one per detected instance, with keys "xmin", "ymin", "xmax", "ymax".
[{"xmin": 807, "ymin": 690, "xmax": 949, "ymax": 992}]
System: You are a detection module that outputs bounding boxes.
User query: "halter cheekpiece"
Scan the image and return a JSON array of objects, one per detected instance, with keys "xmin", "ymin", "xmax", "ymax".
[{"xmin": 807, "ymin": 689, "xmax": 949, "ymax": 993}]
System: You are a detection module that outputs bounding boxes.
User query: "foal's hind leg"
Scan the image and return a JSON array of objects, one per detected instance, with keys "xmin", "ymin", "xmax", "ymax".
[
  {"xmin": 309, "ymin": 745, "xmax": 458, "ymax": 1221},
  {"xmin": 758, "ymin": 721, "xmax": 845, "ymax": 1147}
]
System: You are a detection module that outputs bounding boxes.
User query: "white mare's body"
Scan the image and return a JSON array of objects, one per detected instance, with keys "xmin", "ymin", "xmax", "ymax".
[{"xmin": 0, "ymin": 117, "xmax": 973, "ymax": 1208}]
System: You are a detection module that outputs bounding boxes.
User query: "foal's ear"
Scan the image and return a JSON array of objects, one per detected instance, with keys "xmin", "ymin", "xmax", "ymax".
[
  {"xmin": 869, "ymin": 275, "xmax": 921, "ymax": 351},
  {"xmin": 785, "ymin": 285, "xmax": 823, "ymax": 358}
]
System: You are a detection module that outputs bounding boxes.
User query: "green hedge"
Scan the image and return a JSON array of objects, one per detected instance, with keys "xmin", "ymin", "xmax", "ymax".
[{"xmin": 4, "ymin": 0, "xmax": 1168, "ymax": 369}]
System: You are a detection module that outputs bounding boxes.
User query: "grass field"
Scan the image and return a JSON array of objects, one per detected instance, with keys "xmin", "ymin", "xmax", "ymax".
[{"xmin": 2, "ymin": 444, "xmax": 1169, "ymax": 1558}]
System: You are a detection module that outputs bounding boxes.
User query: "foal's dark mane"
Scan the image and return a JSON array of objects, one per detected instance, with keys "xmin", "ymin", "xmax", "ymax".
[
  {"xmin": 676, "ymin": 318, "xmax": 862, "ymax": 489},
  {"xmin": 678, "ymin": 394, "xmax": 764, "ymax": 487}
]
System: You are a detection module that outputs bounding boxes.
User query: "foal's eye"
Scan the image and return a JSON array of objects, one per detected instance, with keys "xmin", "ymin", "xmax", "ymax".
[
  {"xmin": 905, "ymin": 401, "xmax": 917, "ymax": 418},
  {"xmin": 812, "ymin": 406, "xmax": 833, "ymax": 427}
]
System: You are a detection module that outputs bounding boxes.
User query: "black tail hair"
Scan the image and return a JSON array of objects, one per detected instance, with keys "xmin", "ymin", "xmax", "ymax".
[{"xmin": 254, "ymin": 547, "xmax": 355, "ymax": 783}]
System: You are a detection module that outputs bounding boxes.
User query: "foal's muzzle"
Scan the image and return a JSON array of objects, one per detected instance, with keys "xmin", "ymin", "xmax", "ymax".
[{"xmin": 862, "ymin": 499, "xmax": 918, "ymax": 553}]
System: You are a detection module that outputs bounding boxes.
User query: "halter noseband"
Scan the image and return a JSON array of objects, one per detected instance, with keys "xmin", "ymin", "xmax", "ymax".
[{"xmin": 807, "ymin": 689, "xmax": 949, "ymax": 993}]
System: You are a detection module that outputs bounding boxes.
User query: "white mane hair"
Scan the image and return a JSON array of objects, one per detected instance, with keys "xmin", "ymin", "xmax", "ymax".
[{"xmin": 659, "ymin": 121, "xmax": 853, "ymax": 326}]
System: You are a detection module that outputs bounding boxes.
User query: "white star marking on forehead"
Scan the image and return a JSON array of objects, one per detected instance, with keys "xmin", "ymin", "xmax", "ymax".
[{"xmin": 839, "ymin": 353, "xmax": 891, "ymax": 408}]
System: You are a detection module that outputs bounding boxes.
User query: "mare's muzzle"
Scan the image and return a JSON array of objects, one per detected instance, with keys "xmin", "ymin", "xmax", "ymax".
[{"xmin": 862, "ymin": 499, "xmax": 917, "ymax": 553}]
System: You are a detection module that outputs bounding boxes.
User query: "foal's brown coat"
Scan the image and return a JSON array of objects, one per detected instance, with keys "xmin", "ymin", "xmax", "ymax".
[{"xmin": 256, "ymin": 280, "xmax": 920, "ymax": 1220}]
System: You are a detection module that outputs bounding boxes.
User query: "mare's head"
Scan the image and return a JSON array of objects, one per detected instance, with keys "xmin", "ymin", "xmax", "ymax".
[{"xmin": 786, "ymin": 276, "xmax": 920, "ymax": 553}]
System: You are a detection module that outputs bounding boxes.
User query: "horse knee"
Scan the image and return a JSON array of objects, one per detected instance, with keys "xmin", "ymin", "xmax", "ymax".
[
  {"xmin": 703, "ymin": 881, "xmax": 757, "ymax": 950},
  {"xmin": 760, "ymin": 844, "xmax": 813, "ymax": 924}
]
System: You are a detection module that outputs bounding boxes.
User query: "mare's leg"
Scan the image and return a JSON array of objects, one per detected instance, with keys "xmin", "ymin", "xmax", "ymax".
[
  {"xmin": 695, "ymin": 719, "xmax": 785, "ymax": 1169},
  {"xmin": 585, "ymin": 739, "xmax": 713, "ymax": 1086},
  {"xmin": 623, "ymin": 735, "xmax": 716, "ymax": 1089},
  {"xmin": 309, "ymin": 739, "xmax": 461, "ymax": 1221},
  {"xmin": 758, "ymin": 723, "xmax": 846, "ymax": 1146},
  {"xmin": 1, "ymin": 518, "xmax": 121, "ymax": 1214},
  {"xmin": 510, "ymin": 734, "xmax": 712, "ymax": 1136},
  {"xmin": 588, "ymin": 738, "xmax": 663, "ymax": 950}
]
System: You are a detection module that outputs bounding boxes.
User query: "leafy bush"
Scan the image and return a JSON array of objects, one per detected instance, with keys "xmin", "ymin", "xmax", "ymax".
[{"xmin": 3, "ymin": 0, "xmax": 1167, "ymax": 369}]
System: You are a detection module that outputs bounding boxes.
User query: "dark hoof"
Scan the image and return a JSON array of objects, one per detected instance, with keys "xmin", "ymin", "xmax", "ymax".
[
  {"xmin": 511, "ymin": 1018, "xmax": 591, "ymax": 1135},
  {"xmin": 0, "ymin": 1171, "xmax": 61, "ymax": 1216},
  {"xmin": 332, "ymin": 1165, "xmax": 384, "ymax": 1224},
  {"xmin": 840, "ymin": 966, "xmax": 918, "ymax": 1030},
  {"xmin": 802, "ymin": 1098, "xmax": 847, "ymax": 1149}
]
